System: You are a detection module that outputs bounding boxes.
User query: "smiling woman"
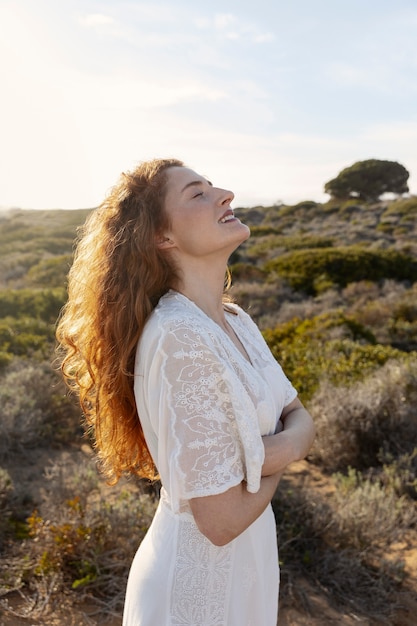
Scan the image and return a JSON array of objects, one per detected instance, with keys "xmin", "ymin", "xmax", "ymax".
[
  {"xmin": 157, "ymin": 166, "xmax": 250, "ymax": 264},
  {"xmin": 56, "ymin": 157, "xmax": 315, "ymax": 626}
]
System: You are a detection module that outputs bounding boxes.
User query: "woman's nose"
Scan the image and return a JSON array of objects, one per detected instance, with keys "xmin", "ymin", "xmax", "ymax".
[{"xmin": 218, "ymin": 188, "xmax": 234, "ymax": 205}]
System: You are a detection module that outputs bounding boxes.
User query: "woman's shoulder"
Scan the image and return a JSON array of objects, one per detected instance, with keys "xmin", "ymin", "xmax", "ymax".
[
  {"xmin": 137, "ymin": 293, "xmax": 190, "ymax": 360},
  {"xmin": 153, "ymin": 290, "xmax": 199, "ymax": 326},
  {"xmin": 225, "ymin": 301, "xmax": 258, "ymax": 330},
  {"xmin": 144, "ymin": 291, "xmax": 214, "ymax": 339}
]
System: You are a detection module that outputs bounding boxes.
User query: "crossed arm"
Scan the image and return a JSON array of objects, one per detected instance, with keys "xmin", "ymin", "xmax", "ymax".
[{"xmin": 190, "ymin": 397, "xmax": 315, "ymax": 546}]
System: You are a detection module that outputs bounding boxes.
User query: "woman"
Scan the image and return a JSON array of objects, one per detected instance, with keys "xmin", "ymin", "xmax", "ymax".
[{"xmin": 56, "ymin": 158, "xmax": 315, "ymax": 626}]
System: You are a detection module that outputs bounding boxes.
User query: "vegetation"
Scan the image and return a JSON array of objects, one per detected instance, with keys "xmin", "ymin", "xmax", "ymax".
[
  {"xmin": 263, "ymin": 311, "xmax": 403, "ymax": 400},
  {"xmin": 264, "ymin": 246, "xmax": 417, "ymax": 295},
  {"xmin": 324, "ymin": 159, "xmax": 410, "ymax": 201},
  {"xmin": 0, "ymin": 177, "xmax": 416, "ymax": 624}
]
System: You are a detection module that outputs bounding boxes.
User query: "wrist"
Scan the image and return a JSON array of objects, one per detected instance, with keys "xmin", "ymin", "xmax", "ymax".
[
  {"xmin": 262, "ymin": 431, "xmax": 297, "ymax": 476},
  {"xmin": 277, "ymin": 429, "xmax": 299, "ymax": 465}
]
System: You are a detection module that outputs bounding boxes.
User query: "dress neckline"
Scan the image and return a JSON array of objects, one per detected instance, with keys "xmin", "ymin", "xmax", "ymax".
[{"xmin": 167, "ymin": 290, "xmax": 253, "ymax": 367}]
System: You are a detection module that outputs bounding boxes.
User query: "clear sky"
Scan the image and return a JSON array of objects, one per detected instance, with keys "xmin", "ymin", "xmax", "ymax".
[{"xmin": 1, "ymin": 0, "xmax": 416, "ymax": 209}]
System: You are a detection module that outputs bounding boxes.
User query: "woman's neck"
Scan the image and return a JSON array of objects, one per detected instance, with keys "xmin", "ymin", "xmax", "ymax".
[{"xmin": 174, "ymin": 266, "xmax": 229, "ymax": 329}]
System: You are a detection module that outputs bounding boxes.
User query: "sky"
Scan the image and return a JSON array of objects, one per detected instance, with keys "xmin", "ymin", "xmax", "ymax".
[{"xmin": 1, "ymin": 0, "xmax": 416, "ymax": 210}]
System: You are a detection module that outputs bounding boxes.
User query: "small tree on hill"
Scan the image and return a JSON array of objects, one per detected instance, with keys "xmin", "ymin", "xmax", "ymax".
[{"xmin": 324, "ymin": 159, "xmax": 409, "ymax": 202}]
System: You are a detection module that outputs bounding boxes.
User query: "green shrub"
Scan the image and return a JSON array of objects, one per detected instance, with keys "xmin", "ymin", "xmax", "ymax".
[
  {"xmin": 247, "ymin": 225, "xmax": 281, "ymax": 236},
  {"xmin": 0, "ymin": 288, "xmax": 67, "ymax": 322},
  {"xmin": 248, "ymin": 234, "xmax": 334, "ymax": 260},
  {"xmin": 376, "ymin": 223, "xmax": 394, "ymax": 234},
  {"xmin": 0, "ymin": 467, "xmax": 13, "ymax": 547},
  {"xmin": 394, "ymin": 226, "xmax": 411, "ymax": 236},
  {"xmin": 229, "ymin": 262, "xmax": 266, "ymax": 281},
  {"xmin": 27, "ymin": 255, "xmax": 72, "ymax": 287},
  {"xmin": 0, "ymin": 351, "xmax": 12, "ymax": 370},
  {"xmin": 382, "ymin": 197, "xmax": 417, "ymax": 218},
  {"xmin": 263, "ymin": 311, "xmax": 400, "ymax": 400},
  {"xmin": 275, "ymin": 201, "xmax": 325, "ymax": 224},
  {"xmin": 264, "ymin": 247, "xmax": 417, "ymax": 295},
  {"xmin": 388, "ymin": 301, "xmax": 417, "ymax": 349},
  {"xmin": 0, "ymin": 317, "xmax": 56, "ymax": 358},
  {"xmin": 340, "ymin": 199, "xmax": 364, "ymax": 213}
]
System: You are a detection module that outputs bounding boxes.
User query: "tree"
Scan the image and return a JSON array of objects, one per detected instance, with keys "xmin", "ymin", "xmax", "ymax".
[{"xmin": 324, "ymin": 159, "xmax": 409, "ymax": 202}]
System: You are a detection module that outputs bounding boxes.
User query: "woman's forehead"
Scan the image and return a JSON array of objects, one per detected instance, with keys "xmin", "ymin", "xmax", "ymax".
[{"xmin": 165, "ymin": 166, "xmax": 210, "ymax": 195}]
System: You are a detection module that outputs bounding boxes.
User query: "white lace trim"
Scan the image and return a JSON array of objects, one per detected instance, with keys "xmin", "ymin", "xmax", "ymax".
[{"xmin": 170, "ymin": 518, "xmax": 233, "ymax": 625}]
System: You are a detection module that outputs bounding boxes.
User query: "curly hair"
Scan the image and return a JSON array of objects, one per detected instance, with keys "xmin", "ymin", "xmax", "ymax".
[{"xmin": 56, "ymin": 158, "xmax": 184, "ymax": 483}]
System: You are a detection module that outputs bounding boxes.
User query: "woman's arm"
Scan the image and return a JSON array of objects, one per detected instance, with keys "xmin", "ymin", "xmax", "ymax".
[
  {"xmin": 262, "ymin": 397, "xmax": 316, "ymax": 477},
  {"xmin": 190, "ymin": 472, "xmax": 282, "ymax": 547},
  {"xmin": 189, "ymin": 398, "xmax": 314, "ymax": 547}
]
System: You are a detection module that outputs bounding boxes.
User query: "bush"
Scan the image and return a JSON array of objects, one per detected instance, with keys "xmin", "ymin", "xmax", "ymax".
[
  {"xmin": 0, "ymin": 467, "xmax": 13, "ymax": 547},
  {"xmin": 247, "ymin": 225, "xmax": 281, "ymax": 236},
  {"xmin": 382, "ymin": 196, "xmax": 417, "ymax": 218},
  {"xmin": 263, "ymin": 311, "xmax": 401, "ymax": 400},
  {"xmin": 0, "ymin": 359, "xmax": 81, "ymax": 457},
  {"xmin": 247, "ymin": 234, "xmax": 334, "ymax": 263},
  {"xmin": 388, "ymin": 301, "xmax": 417, "ymax": 350},
  {"xmin": 264, "ymin": 246, "xmax": 417, "ymax": 295},
  {"xmin": 274, "ymin": 476, "xmax": 403, "ymax": 620},
  {"xmin": 308, "ymin": 358, "xmax": 417, "ymax": 472},
  {"xmin": 339, "ymin": 199, "xmax": 364, "ymax": 214},
  {"xmin": 379, "ymin": 450, "xmax": 417, "ymax": 499},
  {"xmin": 0, "ymin": 457, "xmax": 156, "ymax": 621},
  {"xmin": 331, "ymin": 468, "xmax": 415, "ymax": 550},
  {"xmin": 0, "ymin": 288, "xmax": 67, "ymax": 323},
  {"xmin": 229, "ymin": 262, "xmax": 266, "ymax": 281},
  {"xmin": 0, "ymin": 317, "xmax": 57, "ymax": 358},
  {"xmin": 278, "ymin": 201, "xmax": 323, "ymax": 217},
  {"xmin": 27, "ymin": 255, "xmax": 73, "ymax": 288}
]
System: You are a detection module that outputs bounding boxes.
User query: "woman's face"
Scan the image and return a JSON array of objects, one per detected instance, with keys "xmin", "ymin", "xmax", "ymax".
[{"xmin": 159, "ymin": 166, "xmax": 250, "ymax": 261}]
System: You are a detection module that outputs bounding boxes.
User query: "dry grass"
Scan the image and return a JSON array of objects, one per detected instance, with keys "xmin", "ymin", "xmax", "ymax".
[
  {"xmin": 0, "ymin": 448, "xmax": 157, "ymax": 622},
  {"xmin": 274, "ymin": 470, "xmax": 406, "ymax": 622},
  {"xmin": 330, "ymin": 468, "xmax": 416, "ymax": 550},
  {"xmin": 308, "ymin": 358, "xmax": 417, "ymax": 472}
]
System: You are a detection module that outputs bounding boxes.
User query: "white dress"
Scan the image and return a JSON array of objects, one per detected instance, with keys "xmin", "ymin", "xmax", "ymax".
[{"xmin": 123, "ymin": 291, "xmax": 297, "ymax": 626}]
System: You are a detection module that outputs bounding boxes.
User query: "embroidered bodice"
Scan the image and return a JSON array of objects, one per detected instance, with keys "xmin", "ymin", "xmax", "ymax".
[{"xmin": 134, "ymin": 291, "xmax": 297, "ymax": 513}]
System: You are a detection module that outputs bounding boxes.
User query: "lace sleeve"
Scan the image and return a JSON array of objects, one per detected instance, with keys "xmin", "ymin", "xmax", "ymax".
[{"xmin": 156, "ymin": 323, "xmax": 265, "ymax": 504}]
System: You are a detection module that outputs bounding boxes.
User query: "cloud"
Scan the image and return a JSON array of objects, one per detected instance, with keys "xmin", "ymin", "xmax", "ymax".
[
  {"xmin": 61, "ymin": 69, "xmax": 227, "ymax": 110},
  {"xmin": 253, "ymin": 33, "xmax": 274, "ymax": 43},
  {"xmin": 214, "ymin": 13, "xmax": 236, "ymax": 29},
  {"xmin": 192, "ymin": 11, "xmax": 274, "ymax": 44},
  {"xmin": 78, "ymin": 13, "xmax": 115, "ymax": 27}
]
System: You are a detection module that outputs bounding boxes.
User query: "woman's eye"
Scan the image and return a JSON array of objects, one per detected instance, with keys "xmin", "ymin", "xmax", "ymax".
[{"xmin": 193, "ymin": 192, "xmax": 204, "ymax": 198}]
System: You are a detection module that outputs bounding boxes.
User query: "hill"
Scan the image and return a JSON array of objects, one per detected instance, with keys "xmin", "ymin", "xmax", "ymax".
[{"xmin": 0, "ymin": 198, "xmax": 416, "ymax": 624}]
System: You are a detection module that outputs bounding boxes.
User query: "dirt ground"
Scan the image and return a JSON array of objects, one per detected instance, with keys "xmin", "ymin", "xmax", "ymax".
[{"xmin": 1, "ymin": 450, "xmax": 416, "ymax": 626}]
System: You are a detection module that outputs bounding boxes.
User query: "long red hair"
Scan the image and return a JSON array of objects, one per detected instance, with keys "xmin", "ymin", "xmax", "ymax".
[{"xmin": 56, "ymin": 158, "xmax": 183, "ymax": 482}]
